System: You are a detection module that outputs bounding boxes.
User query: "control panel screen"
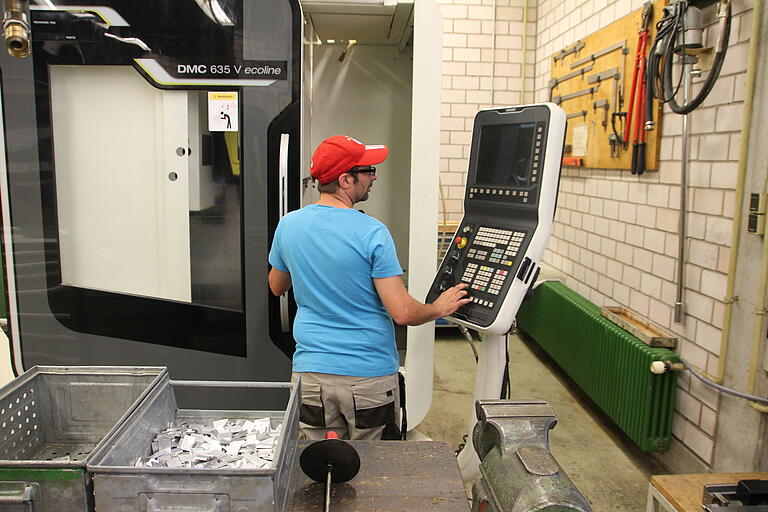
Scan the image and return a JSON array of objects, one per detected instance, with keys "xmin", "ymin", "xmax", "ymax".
[{"xmin": 475, "ymin": 123, "xmax": 535, "ymax": 187}]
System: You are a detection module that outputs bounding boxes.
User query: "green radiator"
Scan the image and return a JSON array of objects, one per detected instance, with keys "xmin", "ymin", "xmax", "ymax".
[{"xmin": 516, "ymin": 281, "xmax": 678, "ymax": 452}]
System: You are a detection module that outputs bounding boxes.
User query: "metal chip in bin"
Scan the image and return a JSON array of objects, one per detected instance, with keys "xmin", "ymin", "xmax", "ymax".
[
  {"xmin": 88, "ymin": 376, "xmax": 300, "ymax": 512},
  {"xmin": 0, "ymin": 366, "xmax": 167, "ymax": 511}
]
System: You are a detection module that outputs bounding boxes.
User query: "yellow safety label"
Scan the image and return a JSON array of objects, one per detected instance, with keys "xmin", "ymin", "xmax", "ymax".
[{"xmin": 208, "ymin": 92, "xmax": 238, "ymax": 101}]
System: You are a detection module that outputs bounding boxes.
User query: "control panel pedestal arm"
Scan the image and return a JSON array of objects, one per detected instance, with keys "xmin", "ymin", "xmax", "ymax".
[{"xmin": 457, "ymin": 332, "xmax": 508, "ymax": 482}]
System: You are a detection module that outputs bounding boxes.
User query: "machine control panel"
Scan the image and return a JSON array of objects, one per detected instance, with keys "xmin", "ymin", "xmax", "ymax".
[
  {"xmin": 434, "ymin": 222, "xmax": 534, "ymax": 327},
  {"xmin": 427, "ymin": 103, "xmax": 566, "ymax": 334}
]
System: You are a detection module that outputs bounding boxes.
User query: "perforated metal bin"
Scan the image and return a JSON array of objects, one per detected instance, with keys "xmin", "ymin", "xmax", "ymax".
[
  {"xmin": 0, "ymin": 366, "xmax": 167, "ymax": 511},
  {"xmin": 87, "ymin": 376, "xmax": 299, "ymax": 512}
]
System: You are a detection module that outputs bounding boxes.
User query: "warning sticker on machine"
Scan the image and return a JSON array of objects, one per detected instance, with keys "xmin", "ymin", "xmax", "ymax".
[{"xmin": 208, "ymin": 92, "xmax": 238, "ymax": 132}]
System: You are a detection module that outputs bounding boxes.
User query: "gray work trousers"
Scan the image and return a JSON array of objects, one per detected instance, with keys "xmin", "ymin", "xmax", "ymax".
[{"xmin": 291, "ymin": 371, "xmax": 400, "ymax": 440}]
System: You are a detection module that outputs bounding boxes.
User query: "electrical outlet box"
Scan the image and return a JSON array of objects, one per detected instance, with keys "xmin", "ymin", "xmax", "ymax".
[{"xmin": 747, "ymin": 192, "xmax": 767, "ymax": 235}]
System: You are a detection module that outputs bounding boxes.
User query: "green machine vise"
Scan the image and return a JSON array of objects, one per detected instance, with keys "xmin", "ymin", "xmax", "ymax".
[{"xmin": 471, "ymin": 400, "xmax": 592, "ymax": 512}]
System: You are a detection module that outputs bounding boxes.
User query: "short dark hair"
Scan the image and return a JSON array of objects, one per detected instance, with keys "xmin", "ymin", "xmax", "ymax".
[
  {"xmin": 316, "ymin": 172, "xmax": 358, "ymax": 193},
  {"xmin": 317, "ymin": 180, "xmax": 339, "ymax": 193}
]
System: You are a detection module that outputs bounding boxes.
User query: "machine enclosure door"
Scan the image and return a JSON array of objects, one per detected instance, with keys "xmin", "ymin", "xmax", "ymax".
[
  {"xmin": 0, "ymin": 0, "xmax": 301, "ymax": 391},
  {"xmin": 51, "ymin": 66, "xmax": 192, "ymax": 302}
]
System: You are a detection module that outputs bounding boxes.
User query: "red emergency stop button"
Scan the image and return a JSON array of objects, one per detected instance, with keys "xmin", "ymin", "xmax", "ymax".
[{"xmin": 456, "ymin": 236, "xmax": 468, "ymax": 249}]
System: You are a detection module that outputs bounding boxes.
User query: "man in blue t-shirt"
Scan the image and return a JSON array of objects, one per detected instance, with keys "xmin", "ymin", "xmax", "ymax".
[{"xmin": 268, "ymin": 135, "xmax": 470, "ymax": 440}]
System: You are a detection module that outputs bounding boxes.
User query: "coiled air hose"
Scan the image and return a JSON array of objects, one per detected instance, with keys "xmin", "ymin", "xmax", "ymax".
[{"xmin": 646, "ymin": 0, "xmax": 731, "ymax": 118}]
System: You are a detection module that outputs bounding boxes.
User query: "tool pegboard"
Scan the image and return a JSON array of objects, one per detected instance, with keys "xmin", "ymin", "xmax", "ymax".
[{"xmin": 549, "ymin": 0, "xmax": 665, "ymax": 172}]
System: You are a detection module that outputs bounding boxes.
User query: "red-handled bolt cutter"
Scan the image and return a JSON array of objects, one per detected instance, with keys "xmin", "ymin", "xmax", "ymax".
[{"xmin": 624, "ymin": 2, "xmax": 653, "ymax": 175}]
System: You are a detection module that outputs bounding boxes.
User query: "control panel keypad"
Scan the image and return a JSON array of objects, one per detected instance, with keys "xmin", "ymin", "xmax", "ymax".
[
  {"xmin": 469, "ymin": 296, "xmax": 494, "ymax": 308},
  {"xmin": 461, "ymin": 262, "xmax": 478, "ymax": 283},
  {"xmin": 457, "ymin": 226, "xmax": 527, "ymax": 310},
  {"xmin": 472, "ymin": 227, "xmax": 525, "ymax": 267},
  {"xmin": 467, "ymin": 248, "xmax": 488, "ymax": 260}
]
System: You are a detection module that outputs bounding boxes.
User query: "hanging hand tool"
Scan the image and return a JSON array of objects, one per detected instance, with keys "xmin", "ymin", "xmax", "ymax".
[
  {"xmin": 624, "ymin": 2, "xmax": 652, "ymax": 175},
  {"xmin": 633, "ymin": 60, "xmax": 648, "ymax": 174},
  {"xmin": 608, "ymin": 44, "xmax": 630, "ymax": 156},
  {"xmin": 551, "ymin": 85, "xmax": 599, "ymax": 105},
  {"xmin": 587, "ymin": 67, "xmax": 619, "ymax": 85},
  {"xmin": 618, "ymin": 44, "xmax": 628, "ymax": 113},
  {"xmin": 587, "ymin": 68, "xmax": 621, "ymax": 131},
  {"xmin": 593, "ymin": 99, "xmax": 610, "ymax": 129},
  {"xmin": 548, "ymin": 64, "xmax": 593, "ymax": 100},
  {"xmin": 609, "ymin": 132, "xmax": 619, "ymax": 157},
  {"xmin": 562, "ymin": 157, "xmax": 584, "ymax": 166},
  {"xmin": 566, "ymin": 110, "xmax": 587, "ymax": 120},
  {"xmin": 570, "ymin": 40, "xmax": 626, "ymax": 69},
  {"xmin": 300, "ymin": 432, "xmax": 361, "ymax": 512},
  {"xmin": 611, "ymin": 111, "xmax": 627, "ymax": 153},
  {"xmin": 553, "ymin": 41, "xmax": 585, "ymax": 63}
]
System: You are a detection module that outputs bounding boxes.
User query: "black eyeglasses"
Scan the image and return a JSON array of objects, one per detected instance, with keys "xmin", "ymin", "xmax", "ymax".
[{"xmin": 348, "ymin": 165, "xmax": 376, "ymax": 176}]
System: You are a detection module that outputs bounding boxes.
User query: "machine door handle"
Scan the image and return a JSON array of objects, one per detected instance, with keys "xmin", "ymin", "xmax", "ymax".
[
  {"xmin": 279, "ymin": 133, "xmax": 289, "ymax": 220},
  {"xmin": 140, "ymin": 492, "xmax": 229, "ymax": 511},
  {"xmin": 0, "ymin": 482, "xmax": 37, "ymax": 504},
  {"xmin": 278, "ymin": 133, "xmax": 290, "ymax": 333}
]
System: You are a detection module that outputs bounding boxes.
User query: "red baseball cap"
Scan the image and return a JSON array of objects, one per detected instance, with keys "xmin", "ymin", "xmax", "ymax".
[{"xmin": 310, "ymin": 135, "xmax": 388, "ymax": 184}]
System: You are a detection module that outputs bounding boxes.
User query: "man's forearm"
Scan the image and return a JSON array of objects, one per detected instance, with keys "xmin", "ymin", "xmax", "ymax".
[
  {"xmin": 396, "ymin": 298, "xmax": 442, "ymax": 326},
  {"xmin": 375, "ymin": 276, "xmax": 468, "ymax": 326}
]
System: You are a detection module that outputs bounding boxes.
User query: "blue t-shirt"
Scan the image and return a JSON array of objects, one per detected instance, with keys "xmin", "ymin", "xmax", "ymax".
[{"xmin": 268, "ymin": 204, "xmax": 403, "ymax": 377}]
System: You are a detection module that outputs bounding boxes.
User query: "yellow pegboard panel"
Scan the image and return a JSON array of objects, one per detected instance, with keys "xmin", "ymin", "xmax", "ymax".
[{"xmin": 549, "ymin": 0, "xmax": 666, "ymax": 171}]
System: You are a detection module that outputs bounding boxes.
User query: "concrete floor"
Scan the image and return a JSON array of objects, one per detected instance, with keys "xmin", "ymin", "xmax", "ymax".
[{"xmin": 419, "ymin": 329, "xmax": 668, "ymax": 512}]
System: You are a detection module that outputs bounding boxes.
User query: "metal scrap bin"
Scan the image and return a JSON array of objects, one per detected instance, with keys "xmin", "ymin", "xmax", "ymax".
[
  {"xmin": 87, "ymin": 375, "xmax": 299, "ymax": 512},
  {"xmin": 0, "ymin": 365, "xmax": 167, "ymax": 511}
]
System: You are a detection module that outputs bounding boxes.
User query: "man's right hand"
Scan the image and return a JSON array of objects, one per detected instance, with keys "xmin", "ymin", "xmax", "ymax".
[
  {"xmin": 374, "ymin": 277, "xmax": 471, "ymax": 326},
  {"xmin": 432, "ymin": 283, "xmax": 471, "ymax": 318}
]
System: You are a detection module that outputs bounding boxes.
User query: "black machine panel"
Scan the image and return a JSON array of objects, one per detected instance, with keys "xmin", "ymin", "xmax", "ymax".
[{"xmin": 0, "ymin": 0, "xmax": 301, "ymax": 384}]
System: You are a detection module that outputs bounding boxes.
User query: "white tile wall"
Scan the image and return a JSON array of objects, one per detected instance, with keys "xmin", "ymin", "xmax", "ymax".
[
  {"xmin": 676, "ymin": 388, "xmax": 703, "ymax": 424},
  {"xmin": 438, "ymin": 0, "xmax": 754, "ymax": 467},
  {"xmin": 700, "ymin": 406, "xmax": 718, "ymax": 436},
  {"xmin": 438, "ymin": 0, "xmax": 536, "ymax": 221}
]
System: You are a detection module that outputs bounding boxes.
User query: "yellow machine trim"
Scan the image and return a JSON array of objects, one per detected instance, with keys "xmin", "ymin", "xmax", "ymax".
[{"xmin": 224, "ymin": 132, "xmax": 240, "ymax": 175}]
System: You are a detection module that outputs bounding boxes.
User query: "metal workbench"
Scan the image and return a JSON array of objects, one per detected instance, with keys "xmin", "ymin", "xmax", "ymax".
[{"xmin": 290, "ymin": 441, "xmax": 470, "ymax": 512}]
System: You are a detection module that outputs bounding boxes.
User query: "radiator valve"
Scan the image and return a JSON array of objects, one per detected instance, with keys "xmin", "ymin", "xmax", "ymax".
[{"xmin": 651, "ymin": 360, "xmax": 684, "ymax": 374}]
